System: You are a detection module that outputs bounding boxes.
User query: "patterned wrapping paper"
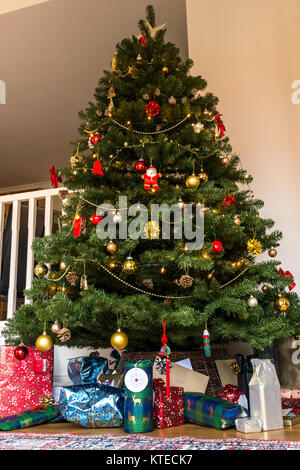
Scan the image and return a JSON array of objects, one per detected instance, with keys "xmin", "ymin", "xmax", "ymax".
[
  {"xmin": 0, "ymin": 346, "xmax": 53, "ymax": 418},
  {"xmin": 0, "ymin": 405, "xmax": 61, "ymax": 431},
  {"xmin": 235, "ymin": 417, "xmax": 262, "ymax": 433},
  {"xmin": 59, "ymin": 383, "xmax": 124, "ymax": 428},
  {"xmin": 67, "ymin": 352, "xmax": 108, "ymax": 385},
  {"xmin": 153, "ymin": 378, "xmax": 184, "ymax": 429},
  {"xmin": 124, "ymin": 360, "xmax": 153, "ymax": 433},
  {"xmin": 184, "ymin": 392, "xmax": 248, "ymax": 430}
]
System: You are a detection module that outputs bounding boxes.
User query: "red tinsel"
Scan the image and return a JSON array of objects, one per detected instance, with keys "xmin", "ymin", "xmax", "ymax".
[{"xmin": 218, "ymin": 384, "xmax": 241, "ymax": 404}]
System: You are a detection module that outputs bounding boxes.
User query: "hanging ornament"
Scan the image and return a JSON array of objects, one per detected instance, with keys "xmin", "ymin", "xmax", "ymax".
[
  {"xmin": 142, "ymin": 93, "xmax": 149, "ymax": 101},
  {"xmin": 80, "ymin": 274, "xmax": 88, "ymax": 291},
  {"xmin": 48, "ymin": 284, "xmax": 57, "ymax": 296},
  {"xmin": 155, "ymin": 356, "xmax": 171, "ymax": 374},
  {"xmin": 59, "ymin": 261, "xmax": 67, "ymax": 271},
  {"xmin": 178, "ymin": 198, "xmax": 184, "ymax": 209},
  {"xmin": 191, "ymin": 88, "xmax": 202, "ymax": 100},
  {"xmin": 279, "ymin": 268, "xmax": 296, "ymax": 291},
  {"xmin": 162, "ymin": 66, "xmax": 169, "ymax": 73},
  {"xmin": 57, "ymin": 282, "xmax": 68, "ymax": 295},
  {"xmin": 88, "ymin": 133, "xmax": 102, "ymax": 149},
  {"xmin": 49, "ymin": 165, "xmax": 62, "ymax": 189},
  {"xmin": 92, "ymin": 159, "xmax": 104, "ymax": 175},
  {"xmin": 66, "ymin": 271, "xmax": 78, "ymax": 286},
  {"xmin": 111, "ymin": 52, "xmax": 118, "ymax": 72},
  {"xmin": 73, "ymin": 213, "xmax": 82, "ymax": 237},
  {"xmin": 136, "ymin": 53, "xmax": 143, "ymax": 62},
  {"xmin": 211, "ymin": 240, "xmax": 223, "ymax": 254},
  {"xmin": 122, "ymin": 256, "xmax": 137, "ymax": 274},
  {"xmin": 57, "ymin": 327, "xmax": 71, "ymax": 343},
  {"xmin": 34, "ymin": 263, "xmax": 48, "ymax": 278},
  {"xmin": 141, "ymin": 166, "xmax": 162, "ymax": 191},
  {"xmin": 134, "ymin": 158, "xmax": 147, "ymax": 174},
  {"xmin": 14, "ymin": 344, "xmax": 29, "ymax": 361},
  {"xmin": 203, "ymin": 323, "xmax": 211, "ymax": 357},
  {"xmin": 247, "ymin": 238, "xmax": 263, "ymax": 255},
  {"xmin": 222, "ymin": 196, "xmax": 236, "ymax": 207},
  {"xmin": 146, "ymin": 100, "xmax": 160, "ymax": 117},
  {"xmin": 186, "ymin": 172, "xmax": 200, "ymax": 189},
  {"xmin": 168, "ymin": 96, "xmax": 176, "ymax": 105},
  {"xmin": 234, "ymin": 215, "xmax": 241, "ymax": 226},
  {"xmin": 192, "ymin": 122, "xmax": 204, "ymax": 133},
  {"xmin": 91, "ymin": 214, "xmax": 103, "ymax": 225},
  {"xmin": 275, "ymin": 294, "xmax": 290, "ymax": 312},
  {"xmin": 247, "ymin": 295, "xmax": 258, "ymax": 307},
  {"xmin": 262, "ymin": 284, "xmax": 269, "ymax": 293},
  {"xmin": 110, "ymin": 313, "xmax": 128, "ymax": 349},
  {"xmin": 221, "ymin": 156, "xmax": 230, "ymax": 165},
  {"xmin": 215, "ymin": 113, "xmax": 226, "ymax": 138},
  {"xmin": 159, "ymin": 318, "xmax": 171, "ymax": 397},
  {"xmin": 141, "ymin": 278, "xmax": 154, "ymax": 290},
  {"xmin": 51, "ymin": 321, "xmax": 62, "ymax": 334},
  {"xmin": 154, "ymin": 88, "xmax": 161, "ymax": 96},
  {"xmin": 106, "ymin": 240, "xmax": 117, "ymax": 253},
  {"xmin": 268, "ymin": 248, "xmax": 277, "ymax": 258},
  {"xmin": 113, "ymin": 211, "xmax": 122, "ymax": 224},
  {"xmin": 198, "ymin": 168, "xmax": 209, "ymax": 184},
  {"xmin": 144, "ymin": 221, "xmax": 160, "ymax": 240},
  {"xmin": 178, "ymin": 274, "xmax": 194, "ymax": 288},
  {"xmin": 138, "ymin": 36, "xmax": 147, "ymax": 46},
  {"xmin": 36, "ymin": 324, "xmax": 53, "ymax": 353}
]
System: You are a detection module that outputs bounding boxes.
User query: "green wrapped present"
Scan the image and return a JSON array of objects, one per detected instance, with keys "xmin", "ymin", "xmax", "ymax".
[
  {"xmin": 0, "ymin": 405, "xmax": 61, "ymax": 431},
  {"xmin": 184, "ymin": 392, "xmax": 248, "ymax": 430}
]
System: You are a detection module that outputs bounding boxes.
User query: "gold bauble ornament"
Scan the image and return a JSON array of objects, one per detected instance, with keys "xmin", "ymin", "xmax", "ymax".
[
  {"xmin": 110, "ymin": 329, "xmax": 128, "ymax": 350},
  {"xmin": 34, "ymin": 263, "xmax": 48, "ymax": 278},
  {"xmin": 268, "ymin": 248, "xmax": 277, "ymax": 258},
  {"xmin": 57, "ymin": 284, "xmax": 68, "ymax": 294},
  {"xmin": 122, "ymin": 256, "xmax": 137, "ymax": 274},
  {"xmin": 275, "ymin": 295, "xmax": 290, "ymax": 312},
  {"xmin": 186, "ymin": 173, "xmax": 200, "ymax": 189},
  {"xmin": 234, "ymin": 215, "xmax": 241, "ymax": 226},
  {"xmin": 35, "ymin": 331, "xmax": 53, "ymax": 352},
  {"xmin": 262, "ymin": 284, "xmax": 269, "ymax": 293},
  {"xmin": 59, "ymin": 261, "xmax": 67, "ymax": 271},
  {"xmin": 51, "ymin": 320, "xmax": 61, "ymax": 334},
  {"xmin": 246, "ymin": 238, "xmax": 263, "ymax": 255},
  {"xmin": 108, "ymin": 261, "xmax": 117, "ymax": 270},
  {"xmin": 198, "ymin": 170, "xmax": 209, "ymax": 184},
  {"xmin": 48, "ymin": 285, "xmax": 57, "ymax": 296},
  {"xmin": 221, "ymin": 156, "xmax": 230, "ymax": 165},
  {"xmin": 106, "ymin": 240, "xmax": 117, "ymax": 253},
  {"xmin": 162, "ymin": 66, "xmax": 169, "ymax": 73}
]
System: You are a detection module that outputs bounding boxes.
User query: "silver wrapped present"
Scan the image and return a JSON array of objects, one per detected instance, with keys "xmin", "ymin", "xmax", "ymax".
[
  {"xmin": 249, "ymin": 359, "xmax": 283, "ymax": 431},
  {"xmin": 235, "ymin": 417, "xmax": 262, "ymax": 433}
]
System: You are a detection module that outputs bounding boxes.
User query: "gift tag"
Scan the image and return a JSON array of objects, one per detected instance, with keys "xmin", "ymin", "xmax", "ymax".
[{"xmin": 125, "ymin": 367, "xmax": 148, "ymax": 393}]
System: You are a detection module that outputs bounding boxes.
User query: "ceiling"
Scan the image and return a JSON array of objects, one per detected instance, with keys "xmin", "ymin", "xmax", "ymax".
[{"xmin": 0, "ymin": 0, "xmax": 188, "ymax": 189}]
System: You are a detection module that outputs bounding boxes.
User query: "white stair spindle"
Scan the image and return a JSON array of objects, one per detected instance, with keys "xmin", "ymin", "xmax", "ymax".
[
  {"xmin": 44, "ymin": 195, "xmax": 53, "ymax": 236},
  {"xmin": 0, "ymin": 202, "xmax": 5, "ymax": 283},
  {"xmin": 7, "ymin": 200, "xmax": 21, "ymax": 318},
  {"xmin": 25, "ymin": 198, "xmax": 37, "ymax": 304}
]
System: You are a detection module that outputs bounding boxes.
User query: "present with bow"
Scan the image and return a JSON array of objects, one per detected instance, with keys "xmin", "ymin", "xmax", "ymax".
[
  {"xmin": 153, "ymin": 378, "xmax": 184, "ymax": 429},
  {"xmin": 218, "ymin": 384, "xmax": 242, "ymax": 404}
]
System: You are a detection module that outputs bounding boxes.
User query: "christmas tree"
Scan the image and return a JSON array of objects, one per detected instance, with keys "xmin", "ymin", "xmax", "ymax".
[{"xmin": 4, "ymin": 5, "xmax": 300, "ymax": 352}]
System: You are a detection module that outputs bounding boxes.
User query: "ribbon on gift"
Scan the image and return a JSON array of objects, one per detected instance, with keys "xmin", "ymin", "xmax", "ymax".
[
  {"xmin": 153, "ymin": 378, "xmax": 165, "ymax": 389},
  {"xmin": 160, "ymin": 319, "xmax": 170, "ymax": 397},
  {"xmin": 215, "ymin": 113, "xmax": 226, "ymax": 137},
  {"xmin": 279, "ymin": 268, "xmax": 296, "ymax": 291},
  {"xmin": 218, "ymin": 384, "xmax": 242, "ymax": 404},
  {"xmin": 49, "ymin": 165, "xmax": 62, "ymax": 188}
]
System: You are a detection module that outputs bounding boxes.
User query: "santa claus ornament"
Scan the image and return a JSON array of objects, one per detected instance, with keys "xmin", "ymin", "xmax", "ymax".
[{"xmin": 141, "ymin": 166, "xmax": 162, "ymax": 191}]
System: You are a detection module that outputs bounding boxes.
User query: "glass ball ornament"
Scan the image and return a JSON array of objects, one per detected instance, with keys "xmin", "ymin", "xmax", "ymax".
[
  {"xmin": 106, "ymin": 240, "xmax": 117, "ymax": 253},
  {"xmin": 186, "ymin": 173, "xmax": 200, "ymax": 189},
  {"xmin": 134, "ymin": 159, "xmax": 147, "ymax": 174},
  {"xmin": 211, "ymin": 240, "xmax": 223, "ymax": 254},
  {"xmin": 113, "ymin": 211, "xmax": 122, "ymax": 224},
  {"xmin": 110, "ymin": 329, "xmax": 128, "ymax": 350},
  {"xmin": 162, "ymin": 66, "xmax": 169, "ymax": 73},
  {"xmin": 262, "ymin": 284, "xmax": 269, "ymax": 293},
  {"xmin": 234, "ymin": 215, "xmax": 241, "ymax": 226},
  {"xmin": 51, "ymin": 320, "xmax": 61, "ymax": 334},
  {"xmin": 59, "ymin": 261, "xmax": 67, "ymax": 271},
  {"xmin": 34, "ymin": 263, "xmax": 48, "ymax": 278},
  {"xmin": 268, "ymin": 248, "xmax": 277, "ymax": 258},
  {"xmin": 145, "ymin": 100, "xmax": 160, "ymax": 117},
  {"xmin": 14, "ymin": 344, "xmax": 29, "ymax": 360},
  {"xmin": 122, "ymin": 256, "xmax": 137, "ymax": 274},
  {"xmin": 221, "ymin": 156, "xmax": 230, "ymax": 165},
  {"xmin": 275, "ymin": 295, "xmax": 290, "ymax": 312},
  {"xmin": 198, "ymin": 170, "xmax": 209, "ymax": 184},
  {"xmin": 247, "ymin": 295, "xmax": 258, "ymax": 307},
  {"xmin": 35, "ymin": 331, "xmax": 53, "ymax": 352}
]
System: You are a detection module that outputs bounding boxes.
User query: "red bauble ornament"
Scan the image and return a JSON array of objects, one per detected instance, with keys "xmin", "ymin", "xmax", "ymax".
[
  {"xmin": 212, "ymin": 240, "xmax": 223, "ymax": 254},
  {"xmin": 91, "ymin": 214, "xmax": 103, "ymax": 225},
  {"xmin": 146, "ymin": 101, "xmax": 160, "ymax": 117},
  {"xmin": 89, "ymin": 133, "xmax": 102, "ymax": 148},
  {"xmin": 138, "ymin": 37, "xmax": 147, "ymax": 47},
  {"xmin": 222, "ymin": 196, "xmax": 236, "ymax": 207},
  {"xmin": 14, "ymin": 344, "xmax": 29, "ymax": 360},
  {"xmin": 134, "ymin": 159, "xmax": 147, "ymax": 174}
]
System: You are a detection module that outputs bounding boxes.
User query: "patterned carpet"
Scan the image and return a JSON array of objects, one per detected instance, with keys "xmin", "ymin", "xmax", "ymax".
[{"xmin": 0, "ymin": 432, "xmax": 299, "ymax": 450}]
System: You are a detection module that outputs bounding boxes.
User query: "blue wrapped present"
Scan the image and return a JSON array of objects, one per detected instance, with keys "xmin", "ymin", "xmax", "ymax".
[
  {"xmin": 59, "ymin": 383, "xmax": 124, "ymax": 428},
  {"xmin": 67, "ymin": 351, "xmax": 108, "ymax": 385},
  {"xmin": 184, "ymin": 392, "xmax": 248, "ymax": 430}
]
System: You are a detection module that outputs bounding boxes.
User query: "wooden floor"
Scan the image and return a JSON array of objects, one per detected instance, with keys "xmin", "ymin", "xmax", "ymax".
[{"xmin": 17, "ymin": 421, "xmax": 300, "ymax": 441}]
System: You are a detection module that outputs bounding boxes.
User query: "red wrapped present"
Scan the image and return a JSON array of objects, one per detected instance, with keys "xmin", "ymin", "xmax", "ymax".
[
  {"xmin": 0, "ymin": 346, "xmax": 53, "ymax": 418},
  {"xmin": 218, "ymin": 384, "xmax": 242, "ymax": 404},
  {"xmin": 153, "ymin": 378, "xmax": 184, "ymax": 429}
]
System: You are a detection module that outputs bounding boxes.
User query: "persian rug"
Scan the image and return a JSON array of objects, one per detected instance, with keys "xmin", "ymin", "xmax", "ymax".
[{"xmin": 0, "ymin": 433, "xmax": 299, "ymax": 450}]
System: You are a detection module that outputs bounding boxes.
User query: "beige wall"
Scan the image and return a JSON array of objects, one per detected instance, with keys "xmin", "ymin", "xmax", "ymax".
[{"xmin": 187, "ymin": 0, "xmax": 300, "ymax": 295}]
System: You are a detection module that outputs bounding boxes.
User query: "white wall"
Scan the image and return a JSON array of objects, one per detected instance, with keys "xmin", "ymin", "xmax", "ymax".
[{"xmin": 186, "ymin": 0, "xmax": 300, "ymax": 293}]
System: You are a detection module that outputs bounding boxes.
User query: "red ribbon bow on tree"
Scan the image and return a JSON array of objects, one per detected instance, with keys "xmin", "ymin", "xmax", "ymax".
[
  {"xmin": 49, "ymin": 165, "xmax": 62, "ymax": 188},
  {"xmin": 279, "ymin": 268, "xmax": 296, "ymax": 291},
  {"xmin": 215, "ymin": 113, "xmax": 226, "ymax": 137}
]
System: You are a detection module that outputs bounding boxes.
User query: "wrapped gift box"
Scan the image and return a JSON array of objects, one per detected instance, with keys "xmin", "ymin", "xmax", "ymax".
[
  {"xmin": 0, "ymin": 346, "xmax": 53, "ymax": 418},
  {"xmin": 67, "ymin": 351, "xmax": 108, "ymax": 385},
  {"xmin": 153, "ymin": 378, "xmax": 184, "ymax": 429},
  {"xmin": 184, "ymin": 392, "xmax": 248, "ymax": 430}
]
